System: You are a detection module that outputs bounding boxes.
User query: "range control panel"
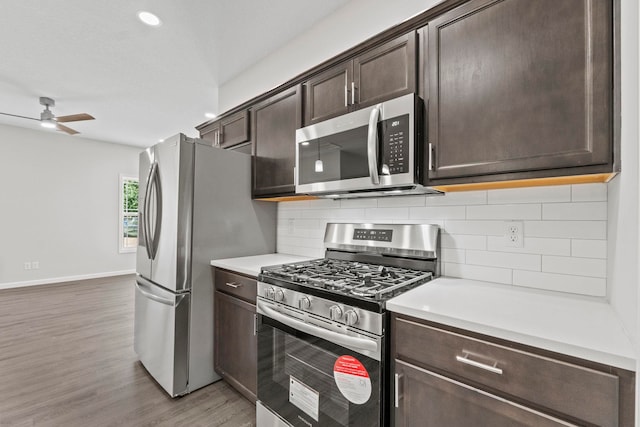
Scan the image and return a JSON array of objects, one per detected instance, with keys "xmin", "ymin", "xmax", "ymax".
[
  {"xmin": 353, "ymin": 229, "xmax": 393, "ymax": 242},
  {"xmin": 380, "ymin": 114, "xmax": 410, "ymax": 175}
]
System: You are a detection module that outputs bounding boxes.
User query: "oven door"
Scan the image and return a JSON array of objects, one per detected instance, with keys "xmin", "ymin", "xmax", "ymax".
[{"xmin": 257, "ymin": 306, "xmax": 384, "ymax": 427}]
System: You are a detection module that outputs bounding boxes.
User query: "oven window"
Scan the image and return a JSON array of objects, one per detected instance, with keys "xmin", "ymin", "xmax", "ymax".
[
  {"xmin": 258, "ymin": 317, "xmax": 382, "ymax": 427},
  {"xmin": 297, "ymin": 125, "xmax": 371, "ymax": 185}
]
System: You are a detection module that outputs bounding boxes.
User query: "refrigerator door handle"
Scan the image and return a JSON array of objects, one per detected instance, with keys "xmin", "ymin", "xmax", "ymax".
[
  {"xmin": 147, "ymin": 162, "xmax": 163, "ymax": 260},
  {"xmin": 135, "ymin": 282, "xmax": 185, "ymax": 307},
  {"xmin": 141, "ymin": 162, "xmax": 155, "ymax": 259}
]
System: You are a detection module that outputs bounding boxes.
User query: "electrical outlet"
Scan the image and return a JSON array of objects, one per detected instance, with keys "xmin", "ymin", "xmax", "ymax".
[
  {"xmin": 24, "ymin": 262, "xmax": 31, "ymax": 270},
  {"xmin": 504, "ymin": 221, "xmax": 524, "ymax": 248},
  {"xmin": 32, "ymin": 261, "xmax": 39, "ymax": 269},
  {"xmin": 287, "ymin": 218, "xmax": 295, "ymax": 234}
]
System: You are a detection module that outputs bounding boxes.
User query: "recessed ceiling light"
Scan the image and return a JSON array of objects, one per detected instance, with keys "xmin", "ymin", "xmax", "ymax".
[
  {"xmin": 158, "ymin": 139, "xmax": 164, "ymax": 142},
  {"xmin": 205, "ymin": 112, "xmax": 217, "ymax": 119},
  {"xmin": 138, "ymin": 11, "xmax": 162, "ymax": 27}
]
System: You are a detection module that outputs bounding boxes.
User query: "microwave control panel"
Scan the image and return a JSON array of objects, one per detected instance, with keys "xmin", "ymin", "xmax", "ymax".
[{"xmin": 380, "ymin": 114, "xmax": 410, "ymax": 175}]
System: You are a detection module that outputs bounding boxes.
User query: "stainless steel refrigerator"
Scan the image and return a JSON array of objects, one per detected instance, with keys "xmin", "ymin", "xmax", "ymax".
[{"xmin": 134, "ymin": 133, "xmax": 276, "ymax": 397}]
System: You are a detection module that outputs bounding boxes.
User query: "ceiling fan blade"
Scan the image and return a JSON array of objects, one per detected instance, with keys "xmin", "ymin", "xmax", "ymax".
[
  {"xmin": 0, "ymin": 111, "xmax": 39, "ymax": 121},
  {"xmin": 55, "ymin": 113, "xmax": 95, "ymax": 123},
  {"xmin": 56, "ymin": 123, "xmax": 79, "ymax": 135}
]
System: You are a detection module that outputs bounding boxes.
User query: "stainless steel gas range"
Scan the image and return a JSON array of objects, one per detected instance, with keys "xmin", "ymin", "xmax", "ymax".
[{"xmin": 256, "ymin": 223, "xmax": 439, "ymax": 427}]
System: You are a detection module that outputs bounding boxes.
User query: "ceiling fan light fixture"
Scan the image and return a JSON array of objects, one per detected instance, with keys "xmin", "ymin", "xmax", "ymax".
[
  {"xmin": 40, "ymin": 118, "xmax": 57, "ymax": 129},
  {"xmin": 137, "ymin": 11, "xmax": 162, "ymax": 27}
]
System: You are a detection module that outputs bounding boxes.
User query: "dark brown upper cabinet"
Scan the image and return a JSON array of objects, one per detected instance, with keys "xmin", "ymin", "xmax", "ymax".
[
  {"xmin": 425, "ymin": 0, "xmax": 614, "ymax": 184},
  {"xmin": 252, "ymin": 85, "xmax": 303, "ymax": 198},
  {"xmin": 304, "ymin": 32, "xmax": 417, "ymax": 125},
  {"xmin": 198, "ymin": 109, "xmax": 250, "ymax": 149}
]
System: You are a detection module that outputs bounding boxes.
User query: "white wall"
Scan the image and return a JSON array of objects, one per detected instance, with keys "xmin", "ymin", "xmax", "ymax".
[
  {"xmin": 0, "ymin": 124, "xmax": 140, "ymax": 287},
  {"xmin": 609, "ymin": 0, "xmax": 640, "ymax": 346},
  {"xmin": 218, "ymin": 0, "xmax": 440, "ymax": 112}
]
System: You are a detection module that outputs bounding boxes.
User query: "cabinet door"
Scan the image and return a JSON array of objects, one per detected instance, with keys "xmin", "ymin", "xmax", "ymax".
[
  {"xmin": 304, "ymin": 61, "xmax": 351, "ymax": 125},
  {"xmin": 252, "ymin": 85, "xmax": 302, "ymax": 197},
  {"xmin": 427, "ymin": 0, "xmax": 612, "ymax": 182},
  {"xmin": 354, "ymin": 32, "xmax": 417, "ymax": 109},
  {"xmin": 219, "ymin": 110, "xmax": 250, "ymax": 149},
  {"xmin": 199, "ymin": 122, "xmax": 221, "ymax": 147},
  {"xmin": 394, "ymin": 360, "xmax": 577, "ymax": 427},
  {"xmin": 214, "ymin": 290, "xmax": 257, "ymax": 402}
]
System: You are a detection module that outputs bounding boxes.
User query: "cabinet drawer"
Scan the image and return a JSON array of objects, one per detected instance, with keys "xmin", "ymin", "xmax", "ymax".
[
  {"xmin": 394, "ymin": 317, "xmax": 619, "ymax": 427},
  {"xmin": 214, "ymin": 268, "xmax": 257, "ymax": 303}
]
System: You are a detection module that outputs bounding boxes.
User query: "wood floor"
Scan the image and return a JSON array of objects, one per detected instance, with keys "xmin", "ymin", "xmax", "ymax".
[{"xmin": 0, "ymin": 275, "xmax": 256, "ymax": 427}]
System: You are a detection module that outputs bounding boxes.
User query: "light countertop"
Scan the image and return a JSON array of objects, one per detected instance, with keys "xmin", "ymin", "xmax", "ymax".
[
  {"xmin": 387, "ymin": 277, "xmax": 637, "ymax": 371},
  {"xmin": 210, "ymin": 253, "xmax": 316, "ymax": 278}
]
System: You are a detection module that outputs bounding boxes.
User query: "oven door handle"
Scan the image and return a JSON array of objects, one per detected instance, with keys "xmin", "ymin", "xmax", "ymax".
[{"xmin": 258, "ymin": 302, "xmax": 378, "ymax": 353}]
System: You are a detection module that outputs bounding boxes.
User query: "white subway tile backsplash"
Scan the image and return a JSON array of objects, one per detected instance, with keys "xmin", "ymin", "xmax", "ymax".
[
  {"xmin": 571, "ymin": 183, "xmax": 607, "ymax": 202},
  {"xmin": 444, "ymin": 220, "xmax": 506, "ymax": 236},
  {"xmin": 542, "ymin": 202, "xmax": 607, "ymax": 220},
  {"xmin": 542, "ymin": 256, "xmax": 606, "ymax": 278},
  {"xmin": 513, "ymin": 270, "xmax": 606, "ymax": 297},
  {"xmin": 487, "ymin": 236, "xmax": 571, "ymax": 256},
  {"xmin": 409, "ymin": 206, "xmax": 466, "ymax": 220},
  {"xmin": 340, "ymin": 198, "xmax": 379, "ymax": 208},
  {"xmin": 525, "ymin": 221, "xmax": 606, "ymax": 239},
  {"xmin": 467, "ymin": 204, "xmax": 541, "ymax": 220},
  {"xmin": 301, "ymin": 208, "xmax": 366, "ymax": 219},
  {"xmin": 277, "ymin": 244, "xmax": 324, "ymax": 259},
  {"xmin": 441, "ymin": 234, "xmax": 487, "ymax": 250},
  {"xmin": 444, "ymin": 263, "xmax": 513, "ymax": 285},
  {"xmin": 277, "ymin": 183, "xmax": 610, "ymax": 297},
  {"xmin": 441, "ymin": 248, "xmax": 466, "ymax": 263},
  {"xmin": 488, "ymin": 185, "xmax": 571, "ymax": 204},
  {"xmin": 427, "ymin": 191, "xmax": 487, "ymax": 206},
  {"xmin": 571, "ymin": 239, "xmax": 607, "ymax": 259},
  {"xmin": 377, "ymin": 195, "xmax": 425, "ymax": 207},
  {"xmin": 364, "ymin": 207, "xmax": 410, "ymax": 220},
  {"xmin": 467, "ymin": 250, "xmax": 541, "ymax": 271}
]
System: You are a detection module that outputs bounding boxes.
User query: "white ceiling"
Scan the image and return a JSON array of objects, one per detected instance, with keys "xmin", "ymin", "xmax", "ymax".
[{"xmin": 0, "ymin": 0, "xmax": 349, "ymax": 147}]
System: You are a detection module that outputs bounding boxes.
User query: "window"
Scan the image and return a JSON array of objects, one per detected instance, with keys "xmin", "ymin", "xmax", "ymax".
[{"xmin": 119, "ymin": 175, "xmax": 139, "ymax": 253}]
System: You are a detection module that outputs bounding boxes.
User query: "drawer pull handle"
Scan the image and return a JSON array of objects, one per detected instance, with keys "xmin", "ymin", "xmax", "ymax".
[
  {"xmin": 394, "ymin": 373, "xmax": 403, "ymax": 408},
  {"xmin": 225, "ymin": 282, "xmax": 242, "ymax": 289},
  {"xmin": 455, "ymin": 353, "xmax": 503, "ymax": 375}
]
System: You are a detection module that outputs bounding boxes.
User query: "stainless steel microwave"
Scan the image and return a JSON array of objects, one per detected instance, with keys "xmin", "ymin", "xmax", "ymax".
[{"xmin": 295, "ymin": 93, "xmax": 441, "ymax": 198}]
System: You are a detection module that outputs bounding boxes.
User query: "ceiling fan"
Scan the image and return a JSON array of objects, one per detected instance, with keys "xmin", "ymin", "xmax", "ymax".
[{"xmin": 0, "ymin": 97, "xmax": 95, "ymax": 135}]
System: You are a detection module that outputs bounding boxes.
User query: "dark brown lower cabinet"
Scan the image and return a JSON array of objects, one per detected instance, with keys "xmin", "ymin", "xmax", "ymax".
[
  {"xmin": 392, "ymin": 314, "xmax": 635, "ymax": 427},
  {"xmin": 213, "ymin": 268, "xmax": 257, "ymax": 403},
  {"xmin": 395, "ymin": 360, "xmax": 570, "ymax": 427}
]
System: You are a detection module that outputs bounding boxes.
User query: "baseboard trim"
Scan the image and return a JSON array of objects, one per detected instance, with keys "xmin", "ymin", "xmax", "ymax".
[{"xmin": 0, "ymin": 270, "xmax": 136, "ymax": 290}]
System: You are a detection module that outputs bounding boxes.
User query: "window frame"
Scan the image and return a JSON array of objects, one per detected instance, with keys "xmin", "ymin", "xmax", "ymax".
[{"xmin": 119, "ymin": 174, "xmax": 139, "ymax": 254}]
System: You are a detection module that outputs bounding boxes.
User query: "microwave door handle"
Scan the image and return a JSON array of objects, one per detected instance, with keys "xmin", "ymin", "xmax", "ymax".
[{"xmin": 367, "ymin": 104, "xmax": 382, "ymax": 185}]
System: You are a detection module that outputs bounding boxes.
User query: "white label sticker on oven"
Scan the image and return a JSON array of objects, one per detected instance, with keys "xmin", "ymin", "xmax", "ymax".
[
  {"xmin": 289, "ymin": 376, "xmax": 320, "ymax": 422},
  {"xmin": 333, "ymin": 355, "xmax": 372, "ymax": 404}
]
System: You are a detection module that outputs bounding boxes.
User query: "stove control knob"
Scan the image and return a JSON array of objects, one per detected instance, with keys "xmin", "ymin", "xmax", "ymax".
[
  {"xmin": 299, "ymin": 296, "xmax": 311, "ymax": 310},
  {"xmin": 265, "ymin": 287, "xmax": 276, "ymax": 300},
  {"xmin": 274, "ymin": 289, "xmax": 285, "ymax": 302},
  {"xmin": 344, "ymin": 310, "xmax": 359, "ymax": 326},
  {"xmin": 329, "ymin": 305, "xmax": 343, "ymax": 321}
]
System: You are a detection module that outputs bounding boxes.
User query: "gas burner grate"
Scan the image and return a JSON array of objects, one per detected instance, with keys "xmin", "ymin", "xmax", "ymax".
[{"xmin": 262, "ymin": 258, "xmax": 433, "ymax": 300}]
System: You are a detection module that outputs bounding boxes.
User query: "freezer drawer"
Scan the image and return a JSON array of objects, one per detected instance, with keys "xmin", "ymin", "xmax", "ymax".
[{"xmin": 134, "ymin": 276, "xmax": 190, "ymax": 397}]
